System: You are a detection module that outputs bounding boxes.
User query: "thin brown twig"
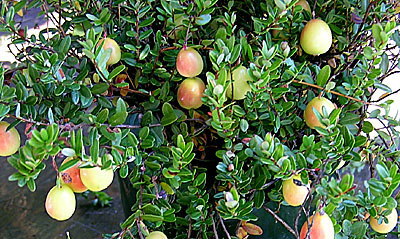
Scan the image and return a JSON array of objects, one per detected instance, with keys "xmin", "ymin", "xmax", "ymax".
[
  {"xmin": 292, "ymin": 79, "xmax": 378, "ymax": 106},
  {"xmin": 217, "ymin": 211, "xmax": 231, "ymax": 239},
  {"xmin": 127, "ymin": 229, "xmax": 135, "ymax": 239},
  {"xmin": 5, "ymin": 114, "xmax": 162, "ymax": 130},
  {"xmin": 112, "ymin": 86, "xmax": 151, "ymax": 96},
  {"xmin": 304, "ymin": 204, "xmax": 318, "ymax": 239},
  {"xmin": 189, "ymin": 124, "xmax": 208, "ymax": 137},
  {"xmin": 370, "ymin": 78, "xmax": 400, "ymax": 103},
  {"xmin": 300, "ymin": 157, "xmax": 333, "ymax": 238},
  {"xmin": 212, "ymin": 217, "xmax": 219, "ymax": 239},
  {"xmin": 116, "ymin": 227, "xmax": 129, "ymax": 239},
  {"xmin": 58, "ymin": 0, "xmax": 62, "ymax": 27},
  {"xmin": 149, "ymin": 46, "xmax": 178, "ymax": 78},
  {"xmin": 312, "ymin": 0, "xmax": 317, "ymax": 18},
  {"xmin": 347, "ymin": 0, "xmax": 379, "ymax": 49},
  {"xmin": 136, "ymin": 220, "xmax": 145, "ymax": 239},
  {"xmin": 6, "ymin": 114, "xmax": 50, "ymax": 126},
  {"xmin": 0, "ymin": 17, "xmax": 55, "ymax": 56},
  {"xmin": 135, "ymin": 8, "xmax": 140, "ymax": 59},
  {"xmin": 249, "ymin": 178, "xmax": 280, "ymax": 194},
  {"xmin": 187, "ymin": 218, "xmax": 192, "ymax": 239},
  {"xmin": 378, "ymin": 119, "xmax": 394, "ymax": 149},
  {"xmin": 183, "ymin": 16, "xmax": 193, "ymax": 49},
  {"xmin": 51, "ymin": 155, "xmax": 59, "ymax": 175},
  {"xmin": 263, "ymin": 206, "xmax": 298, "ymax": 237}
]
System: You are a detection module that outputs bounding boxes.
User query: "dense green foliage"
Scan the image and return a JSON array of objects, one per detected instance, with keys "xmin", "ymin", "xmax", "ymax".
[{"xmin": 1, "ymin": 0, "xmax": 400, "ymax": 238}]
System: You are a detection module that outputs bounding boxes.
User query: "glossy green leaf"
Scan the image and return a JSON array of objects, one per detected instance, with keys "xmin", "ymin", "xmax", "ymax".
[
  {"xmin": 161, "ymin": 103, "xmax": 178, "ymax": 126},
  {"xmin": 59, "ymin": 158, "xmax": 80, "ymax": 172},
  {"xmin": 108, "ymin": 65, "xmax": 126, "ymax": 81},
  {"xmin": 316, "ymin": 65, "xmax": 331, "ymax": 87}
]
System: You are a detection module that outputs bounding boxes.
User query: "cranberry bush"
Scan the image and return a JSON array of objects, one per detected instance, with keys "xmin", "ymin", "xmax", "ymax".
[{"xmin": 1, "ymin": 0, "xmax": 400, "ymax": 238}]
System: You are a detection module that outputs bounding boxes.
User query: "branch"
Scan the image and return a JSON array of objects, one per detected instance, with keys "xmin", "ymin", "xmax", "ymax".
[
  {"xmin": 249, "ymin": 178, "xmax": 280, "ymax": 194},
  {"xmin": 263, "ymin": 206, "xmax": 297, "ymax": 238},
  {"xmin": 294, "ymin": 158, "xmax": 332, "ymax": 238},
  {"xmin": 347, "ymin": 0, "xmax": 379, "ymax": 49},
  {"xmin": 104, "ymin": 123, "xmax": 162, "ymax": 129},
  {"xmin": 370, "ymin": 79, "xmax": 400, "ymax": 103},
  {"xmin": 187, "ymin": 218, "xmax": 192, "ymax": 239},
  {"xmin": 183, "ymin": 16, "xmax": 193, "ymax": 49},
  {"xmin": 261, "ymin": 178, "xmax": 280, "ymax": 190},
  {"xmin": 212, "ymin": 217, "xmax": 219, "ymax": 239},
  {"xmin": 217, "ymin": 211, "xmax": 231, "ymax": 239},
  {"xmin": 111, "ymin": 84, "xmax": 150, "ymax": 96},
  {"xmin": 6, "ymin": 114, "xmax": 50, "ymax": 126},
  {"xmin": 5, "ymin": 114, "xmax": 162, "ymax": 130},
  {"xmin": 292, "ymin": 79, "xmax": 378, "ymax": 106},
  {"xmin": 149, "ymin": 46, "xmax": 179, "ymax": 79},
  {"xmin": 136, "ymin": 220, "xmax": 145, "ymax": 239},
  {"xmin": 0, "ymin": 17, "xmax": 56, "ymax": 54},
  {"xmin": 304, "ymin": 207, "xmax": 318, "ymax": 239}
]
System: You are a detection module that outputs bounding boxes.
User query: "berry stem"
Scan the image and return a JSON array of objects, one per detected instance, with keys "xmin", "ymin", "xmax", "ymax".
[{"xmin": 183, "ymin": 16, "xmax": 193, "ymax": 50}]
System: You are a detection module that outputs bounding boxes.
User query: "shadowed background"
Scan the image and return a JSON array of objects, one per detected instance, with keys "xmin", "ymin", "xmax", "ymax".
[{"xmin": 0, "ymin": 122, "xmax": 124, "ymax": 239}]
